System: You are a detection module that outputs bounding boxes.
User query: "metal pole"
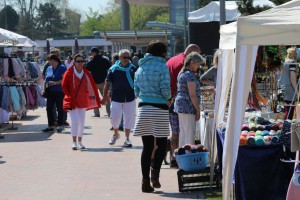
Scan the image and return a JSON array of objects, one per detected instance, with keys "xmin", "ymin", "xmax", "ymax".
[
  {"xmin": 184, "ymin": 0, "xmax": 187, "ymax": 49},
  {"xmin": 220, "ymin": 0, "xmax": 226, "ymax": 26}
]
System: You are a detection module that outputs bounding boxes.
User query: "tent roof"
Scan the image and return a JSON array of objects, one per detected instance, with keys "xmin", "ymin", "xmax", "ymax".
[
  {"xmin": 0, "ymin": 28, "xmax": 38, "ymax": 47},
  {"xmin": 237, "ymin": 0, "xmax": 300, "ymax": 45},
  {"xmin": 188, "ymin": 0, "xmax": 274, "ymax": 23}
]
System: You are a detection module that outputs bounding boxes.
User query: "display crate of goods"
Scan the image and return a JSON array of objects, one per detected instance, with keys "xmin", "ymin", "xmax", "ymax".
[
  {"xmin": 177, "ymin": 167, "xmax": 220, "ymax": 192},
  {"xmin": 176, "ymin": 151, "xmax": 209, "ymax": 171}
]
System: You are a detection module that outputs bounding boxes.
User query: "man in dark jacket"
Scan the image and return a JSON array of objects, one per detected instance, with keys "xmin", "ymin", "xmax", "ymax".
[{"xmin": 86, "ymin": 47, "xmax": 111, "ymax": 117}]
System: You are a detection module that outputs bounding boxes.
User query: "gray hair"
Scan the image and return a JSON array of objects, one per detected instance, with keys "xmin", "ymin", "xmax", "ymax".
[
  {"xmin": 119, "ymin": 49, "xmax": 131, "ymax": 57},
  {"xmin": 184, "ymin": 52, "xmax": 205, "ymax": 68}
]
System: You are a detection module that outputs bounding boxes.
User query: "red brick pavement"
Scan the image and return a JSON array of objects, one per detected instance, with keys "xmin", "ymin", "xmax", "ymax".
[{"xmin": 0, "ymin": 108, "xmax": 205, "ymax": 200}]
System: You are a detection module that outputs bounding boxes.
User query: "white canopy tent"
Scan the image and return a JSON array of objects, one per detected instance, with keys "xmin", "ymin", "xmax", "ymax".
[
  {"xmin": 0, "ymin": 28, "xmax": 38, "ymax": 47},
  {"xmin": 217, "ymin": 0, "xmax": 300, "ymax": 199},
  {"xmin": 188, "ymin": 0, "xmax": 274, "ymax": 23}
]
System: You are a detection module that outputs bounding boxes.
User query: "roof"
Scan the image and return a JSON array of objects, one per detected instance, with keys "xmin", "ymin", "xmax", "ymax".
[
  {"xmin": 188, "ymin": 0, "xmax": 275, "ymax": 23},
  {"xmin": 100, "ymin": 30, "xmax": 172, "ymax": 45}
]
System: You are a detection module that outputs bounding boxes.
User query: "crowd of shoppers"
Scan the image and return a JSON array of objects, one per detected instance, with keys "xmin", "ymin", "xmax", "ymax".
[{"xmin": 41, "ymin": 41, "xmax": 210, "ymax": 193}]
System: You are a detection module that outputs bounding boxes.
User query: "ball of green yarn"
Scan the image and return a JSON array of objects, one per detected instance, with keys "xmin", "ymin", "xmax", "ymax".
[{"xmin": 255, "ymin": 130, "xmax": 263, "ymax": 136}]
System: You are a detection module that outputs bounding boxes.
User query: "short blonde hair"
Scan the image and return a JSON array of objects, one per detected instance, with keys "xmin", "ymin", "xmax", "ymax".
[{"xmin": 286, "ymin": 48, "xmax": 297, "ymax": 61}]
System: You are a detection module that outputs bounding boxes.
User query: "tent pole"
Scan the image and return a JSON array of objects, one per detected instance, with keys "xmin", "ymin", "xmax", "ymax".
[{"xmin": 219, "ymin": 0, "xmax": 226, "ymax": 25}]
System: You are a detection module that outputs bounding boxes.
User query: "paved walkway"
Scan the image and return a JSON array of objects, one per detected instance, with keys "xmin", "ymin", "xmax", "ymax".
[{"xmin": 0, "ymin": 107, "xmax": 205, "ymax": 200}]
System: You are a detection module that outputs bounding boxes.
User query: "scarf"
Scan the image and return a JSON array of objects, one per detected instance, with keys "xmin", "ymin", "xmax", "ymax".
[{"xmin": 109, "ymin": 60, "xmax": 134, "ymax": 89}]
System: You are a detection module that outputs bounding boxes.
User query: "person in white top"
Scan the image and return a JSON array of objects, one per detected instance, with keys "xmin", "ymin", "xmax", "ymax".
[{"xmin": 64, "ymin": 56, "xmax": 74, "ymax": 69}]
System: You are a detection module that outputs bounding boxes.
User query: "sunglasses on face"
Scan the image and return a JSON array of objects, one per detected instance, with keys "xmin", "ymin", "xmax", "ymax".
[
  {"xmin": 121, "ymin": 56, "xmax": 131, "ymax": 59},
  {"xmin": 75, "ymin": 60, "xmax": 84, "ymax": 63}
]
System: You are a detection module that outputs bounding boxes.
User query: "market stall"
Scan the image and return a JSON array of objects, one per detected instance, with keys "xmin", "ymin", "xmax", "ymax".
[{"xmin": 217, "ymin": 0, "xmax": 300, "ymax": 199}]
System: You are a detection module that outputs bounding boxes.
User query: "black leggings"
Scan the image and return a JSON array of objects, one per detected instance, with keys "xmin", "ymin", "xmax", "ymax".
[{"xmin": 141, "ymin": 136, "xmax": 167, "ymax": 180}]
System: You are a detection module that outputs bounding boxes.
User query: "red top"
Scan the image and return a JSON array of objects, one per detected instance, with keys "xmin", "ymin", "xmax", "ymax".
[
  {"xmin": 73, "ymin": 75, "xmax": 89, "ymax": 108},
  {"xmin": 62, "ymin": 66, "xmax": 101, "ymax": 111},
  {"xmin": 166, "ymin": 53, "xmax": 186, "ymax": 98}
]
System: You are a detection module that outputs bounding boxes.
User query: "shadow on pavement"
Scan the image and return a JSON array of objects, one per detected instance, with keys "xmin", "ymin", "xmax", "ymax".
[
  {"xmin": 82, "ymin": 147, "xmax": 124, "ymax": 152},
  {"xmin": 157, "ymin": 191, "xmax": 202, "ymax": 199},
  {"xmin": 0, "ymin": 132, "xmax": 53, "ymax": 143},
  {"xmin": 63, "ymin": 131, "xmax": 93, "ymax": 135},
  {"xmin": 20, "ymin": 115, "xmax": 40, "ymax": 121},
  {"xmin": 0, "ymin": 160, "xmax": 6, "ymax": 164}
]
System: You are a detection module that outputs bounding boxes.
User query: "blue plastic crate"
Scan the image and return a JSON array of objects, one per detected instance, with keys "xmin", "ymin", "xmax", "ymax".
[{"xmin": 175, "ymin": 152, "xmax": 209, "ymax": 171}]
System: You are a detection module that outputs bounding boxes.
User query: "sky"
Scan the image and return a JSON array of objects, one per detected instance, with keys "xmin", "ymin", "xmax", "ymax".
[{"xmin": 68, "ymin": 0, "xmax": 111, "ymax": 21}]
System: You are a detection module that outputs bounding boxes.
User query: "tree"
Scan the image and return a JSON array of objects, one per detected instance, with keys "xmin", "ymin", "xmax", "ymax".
[
  {"xmin": 35, "ymin": 2, "xmax": 67, "ymax": 39},
  {"xmin": 0, "ymin": 5, "xmax": 19, "ymax": 31},
  {"xmin": 80, "ymin": 3, "xmax": 169, "ymax": 36},
  {"xmin": 237, "ymin": 0, "xmax": 291, "ymax": 16},
  {"xmin": 14, "ymin": 0, "xmax": 40, "ymax": 39}
]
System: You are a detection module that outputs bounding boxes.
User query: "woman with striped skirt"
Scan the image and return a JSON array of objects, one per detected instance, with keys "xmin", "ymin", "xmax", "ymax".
[{"xmin": 133, "ymin": 40, "xmax": 171, "ymax": 193}]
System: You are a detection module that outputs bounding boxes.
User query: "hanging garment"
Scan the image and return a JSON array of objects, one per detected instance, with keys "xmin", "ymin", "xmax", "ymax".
[
  {"xmin": 16, "ymin": 58, "xmax": 26, "ymax": 77},
  {"xmin": 25, "ymin": 86, "xmax": 35, "ymax": 110},
  {"xmin": 16, "ymin": 86, "xmax": 27, "ymax": 110},
  {"xmin": 9, "ymin": 86, "xmax": 21, "ymax": 112},
  {"xmin": 12, "ymin": 58, "xmax": 21, "ymax": 79},
  {"xmin": 35, "ymin": 85, "xmax": 46, "ymax": 107},
  {"xmin": 1, "ymin": 86, "xmax": 11, "ymax": 112},
  {"xmin": 2, "ymin": 58, "xmax": 8, "ymax": 79},
  {"xmin": 8, "ymin": 57, "xmax": 15, "ymax": 78}
]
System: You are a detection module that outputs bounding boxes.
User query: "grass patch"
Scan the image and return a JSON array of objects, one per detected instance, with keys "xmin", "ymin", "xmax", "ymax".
[{"xmin": 202, "ymin": 187, "xmax": 222, "ymax": 200}]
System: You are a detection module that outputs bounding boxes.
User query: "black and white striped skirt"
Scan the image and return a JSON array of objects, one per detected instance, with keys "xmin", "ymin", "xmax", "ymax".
[{"xmin": 133, "ymin": 105, "xmax": 170, "ymax": 138}]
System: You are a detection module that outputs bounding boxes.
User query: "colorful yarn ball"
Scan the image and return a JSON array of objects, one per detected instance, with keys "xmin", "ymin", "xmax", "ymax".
[
  {"xmin": 265, "ymin": 125, "xmax": 272, "ymax": 131},
  {"xmin": 255, "ymin": 136, "xmax": 264, "ymax": 146},
  {"xmin": 256, "ymin": 125, "xmax": 265, "ymax": 131},
  {"xmin": 269, "ymin": 130, "xmax": 276, "ymax": 136},
  {"xmin": 255, "ymin": 117, "xmax": 265, "ymax": 125},
  {"xmin": 241, "ymin": 131, "xmax": 248, "ymax": 137},
  {"xmin": 249, "ymin": 123, "xmax": 257, "ymax": 131},
  {"xmin": 240, "ymin": 136, "xmax": 247, "ymax": 146},
  {"xmin": 271, "ymin": 136, "xmax": 279, "ymax": 144},
  {"xmin": 248, "ymin": 131, "xmax": 256, "ymax": 137},
  {"xmin": 263, "ymin": 136, "xmax": 272, "ymax": 145},
  {"xmin": 255, "ymin": 131, "xmax": 263, "ymax": 136},
  {"xmin": 247, "ymin": 136, "xmax": 256, "ymax": 145},
  {"xmin": 241, "ymin": 124, "xmax": 250, "ymax": 131},
  {"xmin": 262, "ymin": 130, "xmax": 270, "ymax": 136}
]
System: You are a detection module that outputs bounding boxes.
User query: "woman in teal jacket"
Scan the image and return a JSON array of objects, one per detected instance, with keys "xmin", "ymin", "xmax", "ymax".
[{"xmin": 134, "ymin": 40, "xmax": 171, "ymax": 193}]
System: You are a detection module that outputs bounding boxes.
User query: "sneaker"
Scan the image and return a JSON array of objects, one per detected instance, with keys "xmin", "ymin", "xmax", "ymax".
[
  {"xmin": 170, "ymin": 160, "xmax": 178, "ymax": 168},
  {"xmin": 119, "ymin": 126, "xmax": 124, "ymax": 131},
  {"xmin": 110, "ymin": 127, "xmax": 114, "ymax": 131},
  {"xmin": 78, "ymin": 142, "xmax": 86, "ymax": 150},
  {"xmin": 63, "ymin": 121, "xmax": 70, "ymax": 127},
  {"xmin": 57, "ymin": 127, "xmax": 63, "ymax": 133},
  {"xmin": 42, "ymin": 127, "xmax": 54, "ymax": 132},
  {"xmin": 109, "ymin": 134, "xmax": 120, "ymax": 145},
  {"xmin": 123, "ymin": 139, "xmax": 132, "ymax": 147},
  {"xmin": 72, "ymin": 142, "xmax": 78, "ymax": 150}
]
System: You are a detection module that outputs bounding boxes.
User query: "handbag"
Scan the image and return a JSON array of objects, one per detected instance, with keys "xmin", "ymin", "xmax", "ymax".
[{"xmin": 42, "ymin": 87, "xmax": 49, "ymax": 98}]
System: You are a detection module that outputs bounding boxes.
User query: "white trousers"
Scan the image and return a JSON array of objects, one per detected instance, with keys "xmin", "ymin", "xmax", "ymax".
[
  {"xmin": 178, "ymin": 113, "xmax": 196, "ymax": 147},
  {"xmin": 110, "ymin": 100, "xmax": 136, "ymax": 129},
  {"xmin": 69, "ymin": 108, "xmax": 86, "ymax": 137}
]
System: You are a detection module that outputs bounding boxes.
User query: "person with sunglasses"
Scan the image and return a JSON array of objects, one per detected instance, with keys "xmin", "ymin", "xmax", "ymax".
[
  {"xmin": 101, "ymin": 49, "xmax": 138, "ymax": 148},
  {"xmin": 62, "ymin": 54, "xmax": 101, "ymax": 150}
]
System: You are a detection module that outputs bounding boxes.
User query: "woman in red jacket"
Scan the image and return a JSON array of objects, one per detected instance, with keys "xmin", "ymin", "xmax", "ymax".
[{"xmin": 62, "ymin": 54, "xmax": 101, "ymax": 150}]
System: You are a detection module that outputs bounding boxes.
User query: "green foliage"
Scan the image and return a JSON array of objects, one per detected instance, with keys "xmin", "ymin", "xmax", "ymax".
[
  {"xmin": 269, "ymin": 0, "xmax": 290, "ymax": 5},
  {"xmin": 80, "ymin": 3, "xmax": 169, "ymax": 36},
  {"xmin": 130, "ymin": 5, "xmax": 169, "ymax": 30},
  {"xmin": 0, "ymin": 5, "xmax": 19, "ymax": 32},
  {"xmin": 198, "ymin": 0, "xmax": 213, "ymax": 8},
  {"xmin": 35, "ymin": 2, "xmax": 67, "ymax": 39},
  {"xmin": 237, "ymin": 0, "xmax": 272, "ymax": 15}
]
